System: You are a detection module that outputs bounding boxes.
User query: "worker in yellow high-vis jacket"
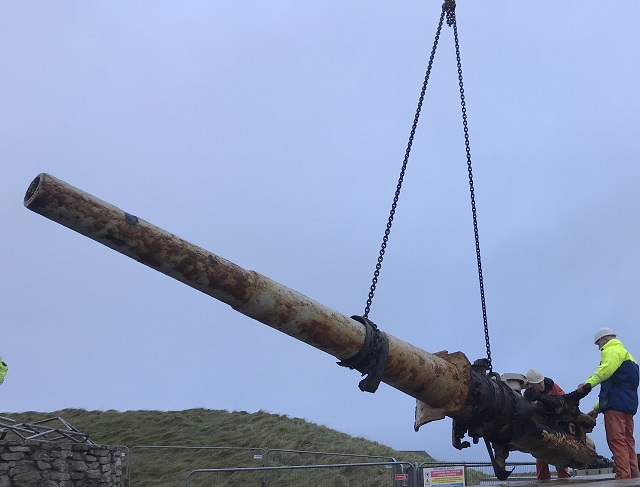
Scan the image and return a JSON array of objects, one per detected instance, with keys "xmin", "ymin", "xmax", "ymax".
[
  {"xmin": 0, "ymin": 357, "xmax": 7, "ymax": 385},
  {"xmin": 578, "ymin": 328, "xmax": 639, "ymax": 480}
]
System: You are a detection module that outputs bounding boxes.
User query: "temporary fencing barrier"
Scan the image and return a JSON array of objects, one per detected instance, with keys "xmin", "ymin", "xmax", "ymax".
[
  {"xmin": 185, "ymin": 461, "xmax": 418, "ymax": 487},
  {"xmin": 420, "ymin": 461, "xmax": 539, "ymax": 485},
  {"xmin": 125, "ymin": 445, "xmax": 543, "ymax": 487},
  {"xmin": 127, "ymin": 445, "xmax": 398, "ymax": 487}
]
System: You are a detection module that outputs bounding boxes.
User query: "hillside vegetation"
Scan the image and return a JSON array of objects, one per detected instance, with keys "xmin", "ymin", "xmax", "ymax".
[{"xmin": 0, "ymin": 408, "xmax": 435, "ymax": 487}]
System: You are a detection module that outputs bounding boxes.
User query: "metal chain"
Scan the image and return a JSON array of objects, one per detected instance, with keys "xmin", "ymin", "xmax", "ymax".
[
  {"xmin": 363, "ymin": 8, "xmax": 447, "ymax": 319},
  {"xmin": 363, "ymin": 1, "xmax": 493, "ymax": 374},
  {"xmin": 447, "ymin": 1, "xmax": 493, "ymax": 372}
]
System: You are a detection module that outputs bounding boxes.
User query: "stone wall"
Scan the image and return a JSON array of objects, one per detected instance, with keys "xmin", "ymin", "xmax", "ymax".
[{"xmin": 0, "ymin": 440, "xmax": 122, "ymax": 486}]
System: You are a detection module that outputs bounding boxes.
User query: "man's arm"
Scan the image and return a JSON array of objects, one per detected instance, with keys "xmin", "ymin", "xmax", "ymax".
[
  {"xmin": 0, "ymin": 359, "xmax": 7, "ymax": 385},
  {"xmin": 585, "ymin": 347, "xmax": 621, "ymax": 386}
]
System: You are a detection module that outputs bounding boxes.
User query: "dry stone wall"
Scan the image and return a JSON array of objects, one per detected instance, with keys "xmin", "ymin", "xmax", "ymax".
[{"xmin": 0, "ymin": 440, "xmax": 122, "ymax": 486}]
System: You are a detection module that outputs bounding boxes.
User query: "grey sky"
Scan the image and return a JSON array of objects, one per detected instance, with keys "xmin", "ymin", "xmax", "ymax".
[{"xmin": 2, "ymin": 1, "xmax": 640, "ymax": 463}]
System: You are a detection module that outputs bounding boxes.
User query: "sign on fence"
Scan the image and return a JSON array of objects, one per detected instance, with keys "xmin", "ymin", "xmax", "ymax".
[{"xmin": 423, "ymin": 466, "xmax": 465, "ymax": 487}]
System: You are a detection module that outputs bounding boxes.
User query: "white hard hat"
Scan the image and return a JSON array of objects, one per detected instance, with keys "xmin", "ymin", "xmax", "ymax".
[
  {"xmin": 526, "ymin": 368, "xmax": 544, "ymax": 384},
  {"xmin": 594, "ymin": 327, "xmax": 616, "ymax": 344}
]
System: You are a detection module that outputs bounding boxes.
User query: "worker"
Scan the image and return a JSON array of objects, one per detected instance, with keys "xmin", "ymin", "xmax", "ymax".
[
  {"xmin": 524, "ymin": 368, "xmax": 572, "ymax": 480},
  {"xmin": 0, "ymin": 357, "xmax": 7, "ymax": 385},
  {"xmin": 578, "ymin": 327, "xmax": 640, "ymax": 480}
]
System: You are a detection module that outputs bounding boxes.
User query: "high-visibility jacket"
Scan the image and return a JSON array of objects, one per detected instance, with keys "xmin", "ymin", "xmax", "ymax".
[
  {"xmin": 586, "ymin": 339, "xmax": 639, "ymax": 414},
  {"xmin": 541, "ymin": 377, "xmax": 565, "ymax": 396},
  {"xmin": 0, "ymin": 358, "xmax": 7, "ymax": 384}
]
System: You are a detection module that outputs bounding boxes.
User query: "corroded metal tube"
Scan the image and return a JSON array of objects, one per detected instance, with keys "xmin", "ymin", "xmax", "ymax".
[
  {"xmin": 24, "ymin": 173, "xmax": 598, "ymax": 471},
  {"xmin": 24, "ymin": 173, "xmax": 469, "ymax": 412}
]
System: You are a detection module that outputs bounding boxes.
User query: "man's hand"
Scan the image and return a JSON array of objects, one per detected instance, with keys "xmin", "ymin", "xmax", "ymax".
[{"xmin": 577, "ymin": 383, "xmax": 592, "ymax": 394}]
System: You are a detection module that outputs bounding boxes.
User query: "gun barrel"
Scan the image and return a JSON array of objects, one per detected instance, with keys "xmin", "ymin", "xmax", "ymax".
[
  {"xmin": 24, "ymin": 173, "xmax": 599, "ymax": 471},
  {"xmin": 24, "ymin": 173, "xmax": 469, "ymax": 412}
]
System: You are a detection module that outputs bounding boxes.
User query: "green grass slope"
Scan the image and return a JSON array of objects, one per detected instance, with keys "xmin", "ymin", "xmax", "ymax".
[{"xmin": 0, "ymin": 409, "xmax": 435, "ymax": 487}]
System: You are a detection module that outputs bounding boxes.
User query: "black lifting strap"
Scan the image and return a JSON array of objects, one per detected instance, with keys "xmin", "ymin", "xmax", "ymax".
[{"xmin": 337, "ymin": 316, "xmax": 389, "ymax": 393}]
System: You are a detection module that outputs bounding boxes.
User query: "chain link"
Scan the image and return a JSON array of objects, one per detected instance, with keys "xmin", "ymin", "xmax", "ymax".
[{"xmin": 363, "ymin": 8, "xmax": 447, "ymax": 320}]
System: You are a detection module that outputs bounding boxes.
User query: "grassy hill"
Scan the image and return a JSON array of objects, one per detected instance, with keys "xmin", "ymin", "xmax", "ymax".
[{"xmin": 0, "ymin": 408, "xmax": 435, "ymax": 486}]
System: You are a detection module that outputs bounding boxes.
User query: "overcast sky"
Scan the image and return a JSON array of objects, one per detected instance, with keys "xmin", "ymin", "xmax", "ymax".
[{"xmin": 2, "ymin": 1, "xmax": 640, "ymax": 464}]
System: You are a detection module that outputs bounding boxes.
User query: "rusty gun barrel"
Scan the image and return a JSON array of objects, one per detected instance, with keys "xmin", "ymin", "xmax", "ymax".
[
  {"xmin": 24, "ymin": 173, "xmax": 468, "ymax": 411},
  {"xmin": 24, "ymin": 173, "xmax": 598, "ymax": 473}
]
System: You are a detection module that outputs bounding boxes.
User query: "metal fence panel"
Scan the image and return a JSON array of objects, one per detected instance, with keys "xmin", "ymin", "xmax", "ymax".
[
  {"xmin": 420, "ymin": 462, "xmax": 538, "ymax": 485},
  {"xmin": 186, "ymin": 462, "xmax": 418, "ymax": 487},
  {"xmin": 129, "ymin": 445, "xmax": 267, "ymax": 487}
]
